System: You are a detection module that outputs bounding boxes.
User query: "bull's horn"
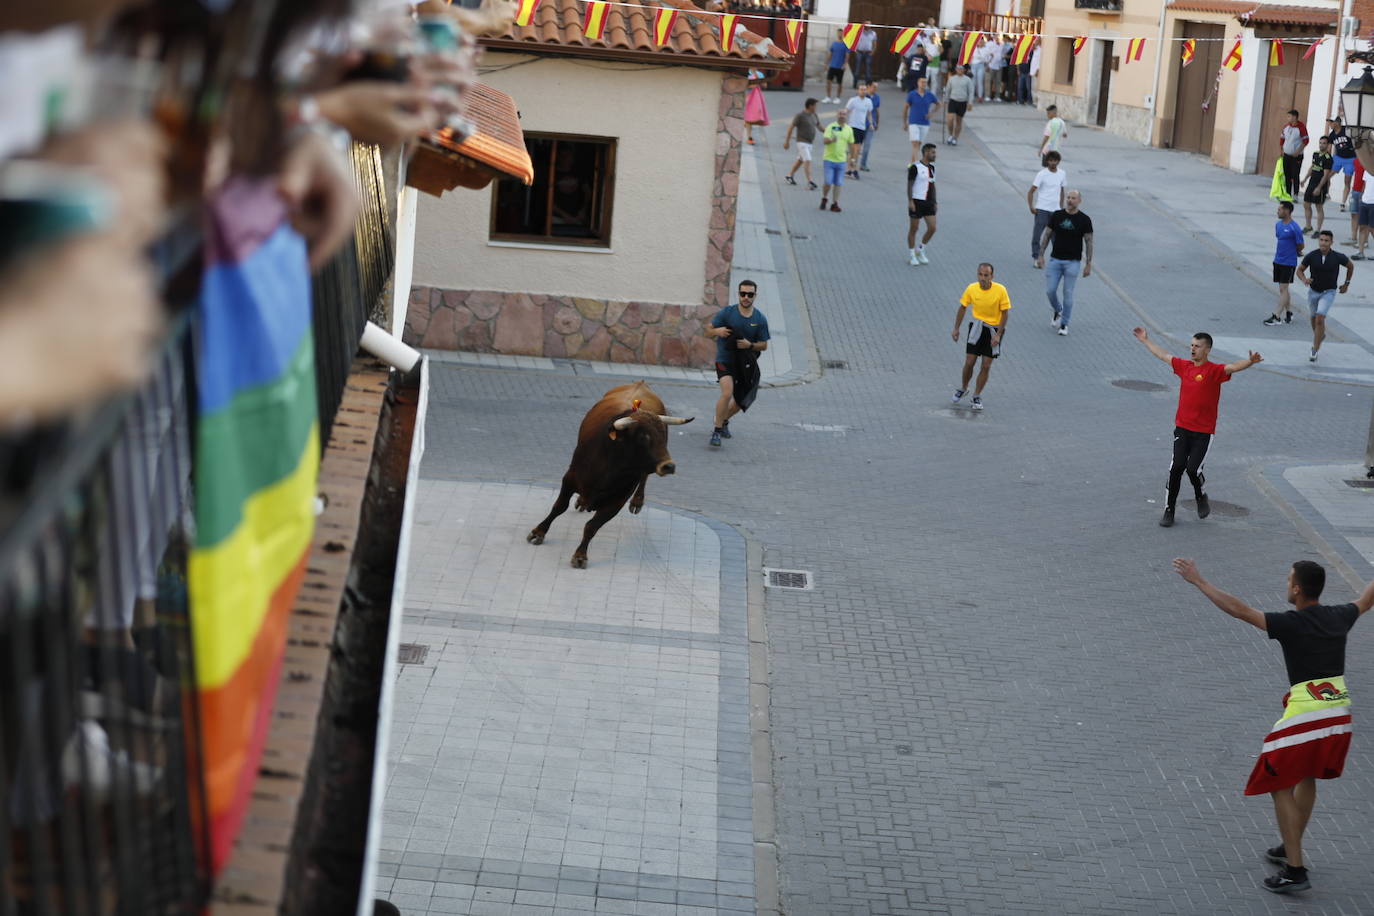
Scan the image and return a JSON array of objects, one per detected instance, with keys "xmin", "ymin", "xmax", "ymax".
[
  {"xmin": 612, "ymin": 416, "xmax": 637, "ymax": 430},
  {"xmin": 657, "ymin": 415, "xmax": 694, "ymax": 426}
]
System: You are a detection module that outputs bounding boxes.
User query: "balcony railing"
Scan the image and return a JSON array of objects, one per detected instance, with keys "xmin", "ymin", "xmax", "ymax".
[
  {"xmin": 1075, "ymin": 0, "xmax": 1124, "ymax": 11},
  {"xmin": 963, "ymin": 12, "xmax": 1047, "ymax": 36}
]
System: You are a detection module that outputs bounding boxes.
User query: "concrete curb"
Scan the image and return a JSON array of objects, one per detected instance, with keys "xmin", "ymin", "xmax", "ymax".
[{"xmin": 744, "ymin": 533, "xmax": 780, "ymax": 916}]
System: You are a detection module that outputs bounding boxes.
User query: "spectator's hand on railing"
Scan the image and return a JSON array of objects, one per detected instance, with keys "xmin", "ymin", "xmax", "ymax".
[
  {"xmin": 0, "ymin": 234, "xmax": 162, "ymax": 423},
  {"xmin": 43, "ymin": 121, "xmax": 168, "ymax": 248},
  {"xmin": 277, "ymin": 130, "xmax": 359, "ymax": 271}
]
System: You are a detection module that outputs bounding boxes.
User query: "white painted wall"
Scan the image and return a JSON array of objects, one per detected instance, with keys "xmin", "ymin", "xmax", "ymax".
[
  {"xmin": 413, "ymin": 55, "xmax": 722, "ymax": 305},
  {"xmin": 1228, "ymin": 34, "xmax": 1266, "ymax": 173},
  {"xmin": 391, "ymin": 185, "xmax": 418, "ymax": 337},
  {"xmin": 938, "ymin": 0, "xmax": 963, "ymax": 28}
]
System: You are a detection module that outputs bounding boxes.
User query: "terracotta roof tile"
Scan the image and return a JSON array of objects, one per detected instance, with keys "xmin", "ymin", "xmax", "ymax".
[
  {"xmin": 1166, "ymin": 0, "xmax": 1338, "ymax": 27},
  {"xmin": 482, "ymin": 0, "xmax": 793, "ymax": 69},
  {"xmin": 425, "ymin": 82, "xmax": 534, "ymax": 185}
]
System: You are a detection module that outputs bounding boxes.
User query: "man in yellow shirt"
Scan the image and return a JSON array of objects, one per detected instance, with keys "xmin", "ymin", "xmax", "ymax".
[
  {"xmin": 820, "ymin": 109, "xmax": 855, "ymax": 213},
  {"xmin": 950, "ymin": 262, "xmax": 1012, "ymax": 409}
]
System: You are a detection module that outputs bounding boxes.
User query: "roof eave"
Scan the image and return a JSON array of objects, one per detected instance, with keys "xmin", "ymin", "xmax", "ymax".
[{"xmin": 478, "ymin": 38, "xmax": 792, "ymax": 72}]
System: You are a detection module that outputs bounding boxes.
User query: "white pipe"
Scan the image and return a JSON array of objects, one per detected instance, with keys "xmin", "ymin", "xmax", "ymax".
[
  {"xmin": 1148, "ymin": 1, "xmax": 1169, "ymax": 142},
  {"xmin": 360, "ymin": 320, "xmax": 421, "ymax": 373}
]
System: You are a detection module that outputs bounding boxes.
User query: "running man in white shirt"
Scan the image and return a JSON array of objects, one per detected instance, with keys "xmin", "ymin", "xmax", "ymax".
[
  {"xmin": 907, "ymin": 143, "xmax": 938, "ymax": 265},
  {"xmin": 1027, "ymin": 151, "xmax": 1066, "ymax": 266},
  {"xmin": 1039, "ymin": 104, "xmax": 1067, "ymax": 156}
]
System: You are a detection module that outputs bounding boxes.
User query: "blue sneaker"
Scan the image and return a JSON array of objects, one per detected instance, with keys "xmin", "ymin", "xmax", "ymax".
[
  {"xmin": 720, "ymin": 422, "xmax": 732, "ymax": 439},
  {"xmin": 710, "ymin": 429, "xmax": 722, "ymax": 447}
]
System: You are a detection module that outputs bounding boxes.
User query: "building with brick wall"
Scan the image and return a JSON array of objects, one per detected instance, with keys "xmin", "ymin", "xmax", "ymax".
[{"xmin": 405, "ymin": 0, "xmax": 791, "ymax": 368}]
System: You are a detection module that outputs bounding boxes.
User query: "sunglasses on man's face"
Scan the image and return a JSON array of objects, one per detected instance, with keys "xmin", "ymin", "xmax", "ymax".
[{"xmin": 739, "ymin": 291, "xmax": 756, "ymax": 298}]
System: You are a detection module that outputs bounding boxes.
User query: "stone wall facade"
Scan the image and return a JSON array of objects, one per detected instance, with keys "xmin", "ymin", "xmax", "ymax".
[
  {"xmin": 403, "ymin": 71, "xmax": 745, "ymax": 367},
  {"xmin": 404, "ymin": 287, "xmax": 720, "ymax": 366}
]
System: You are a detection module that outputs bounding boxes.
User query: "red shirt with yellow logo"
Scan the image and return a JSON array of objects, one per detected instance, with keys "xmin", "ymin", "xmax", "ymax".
[{"xmin": 1171, "ymin": 357, "xmax": 1229, "ymax": 434}]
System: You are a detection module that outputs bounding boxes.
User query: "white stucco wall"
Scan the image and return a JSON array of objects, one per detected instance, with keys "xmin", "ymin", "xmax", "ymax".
[{"xmin": 413, "ymin": 54, "xmax": 723, "ymax": 305}]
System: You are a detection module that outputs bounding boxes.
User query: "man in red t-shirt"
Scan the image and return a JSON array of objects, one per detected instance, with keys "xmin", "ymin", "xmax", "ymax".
[{"xmin": 1132, "ymin": 327, "xmax": 1262, "ymax": 526}]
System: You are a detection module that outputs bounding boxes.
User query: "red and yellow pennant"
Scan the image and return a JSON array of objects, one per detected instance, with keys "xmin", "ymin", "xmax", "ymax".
[
  {"xmin": 891, "ymin": 27, "xmax": 919, "ymax": 56},
  {"xmin": 1224, "ymin": 38, "xmax": 1243, "ymax": 71},
  {"xmin": 1269, "ymin": 38, "xmax": 1284, "ymax": 67},
  {"xmin": 582, "ymin": 0, "xmax": 608, "ymax": 40},
  {"xmin": 1302, "ymin": 37, "xmax": 1324, "ymax": 60},
  {"xmin": 958, "ymin": 31, "xmax": 981, "ymax": 66},
  {"xmin": 513, "ymin": 0, "xmax": 540, "ymax": 27},
  {"xmin": 1126, "ymin": 37, "xmax": 1145, "ymax": 62},
  {"xmin": 1180, "ymin": 38, "xmax": 1195, "ymax": 66},
  {"xmin": 1012, "ymin": 34, "xmax": 1036, "ymax": 66},
  {"xmin": 840, "ymin": 22, "xmax": 862, "ymax": 49},
  {"xmin": 1072, "ymin": 36, "xmax": 1087, "ymax": 56},
  {"xmin": 721, "ymin": 13, "xmax": 741, "ymax": 53},
  {"xmin": 652, "ymin": 6, "xmax": 677, "ymax": 46},
  {"xmin": 783, "ymin": 18, "xmax": 804, "ymax": 55}
]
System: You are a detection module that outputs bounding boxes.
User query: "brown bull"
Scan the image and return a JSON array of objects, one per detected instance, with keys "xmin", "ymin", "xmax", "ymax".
[{"xmin": 527, "ymin": 382, "xmax": 692, "ymax": 568}]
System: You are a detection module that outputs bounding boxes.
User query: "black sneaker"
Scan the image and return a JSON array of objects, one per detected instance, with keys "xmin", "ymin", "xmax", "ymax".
[
  {"xmin": 709, "ymin": 429, "xmax": 722, "ymax": 447},
  {"xmin": 784, "ymin": 175, "xmax": 797, "ymax": 185},
  {"xmin": 1197, "ymin": 494, "xmax": 1210, "ymax": 519},
  {"xmin": 1263, "ymin": 314, "xmax": 1283, "ymax": 326},
  {"xmin": 1262, "ymin": 866, "xmax": 1310, "ymax": 894},
  {"xmin": 1264, "ymin": 844, "xmax": 1287, "ymax": 865},
  {"xmin": 1159, "ymin": 508, "xmax": 1175, "ymax": 527},
  {"xmin": 807, "ymin": 181, "xmax": 818, "ymax": 190},
  {"xmin": 1284, "ymin": 311, "xmax": 1293, "ymax": 323},
  {"xmin": 819, "ymin": 198, "xmax": 828, "ymax": 210},
  {"xmin": 720, "ymin": 422, "xmax": 732, "ymax": 439}
]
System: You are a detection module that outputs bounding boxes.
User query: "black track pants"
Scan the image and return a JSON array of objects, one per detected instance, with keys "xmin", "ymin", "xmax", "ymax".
[{"xmin": 1166, "ymin": 425, "xmax": 1211, "ymax": 510}]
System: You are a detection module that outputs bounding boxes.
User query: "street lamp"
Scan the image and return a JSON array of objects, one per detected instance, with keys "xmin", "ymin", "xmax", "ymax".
[{"xmin": 1340, "ymin": 66, "xmax": 1374, "ymax": 174}]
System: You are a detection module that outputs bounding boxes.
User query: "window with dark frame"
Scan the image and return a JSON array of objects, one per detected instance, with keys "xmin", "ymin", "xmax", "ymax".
[
  {"xmin": 491, "ymin": 133, "xmax": 616, "ymax": 247},
  {"xmin": 1056, "ymin": 37, "xmax": 1076, "ymax": 85}
]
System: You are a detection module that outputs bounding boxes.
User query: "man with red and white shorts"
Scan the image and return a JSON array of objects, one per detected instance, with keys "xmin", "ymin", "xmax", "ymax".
[{"xmin": 1172, "ymin": 558, "xmax": 1373, "ymax": 895}]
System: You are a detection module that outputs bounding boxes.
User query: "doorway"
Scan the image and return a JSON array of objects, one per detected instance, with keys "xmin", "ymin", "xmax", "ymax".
[
  {"xmin": 1255, "ymin": 42, "xmax": 1315, "ymax": 174},
  {"xmin": 1094, "ymin": 40, "xmax": 1114, "ymax": 127},
  {"xmin": 1170, "ymin": 23, "xmax": 1223, "ymax": 154}
]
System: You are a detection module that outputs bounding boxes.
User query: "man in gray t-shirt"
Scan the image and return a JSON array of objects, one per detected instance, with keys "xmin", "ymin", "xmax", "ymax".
[
  {"xmin": 942, "ymin": 64, "xmax": 974, "ymax": 146},
  {"xmin": 784, "ymin": 98, "xmax": 822, "ymax": 189}
]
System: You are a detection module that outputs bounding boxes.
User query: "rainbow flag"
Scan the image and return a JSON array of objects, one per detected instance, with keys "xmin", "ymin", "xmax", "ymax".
[
  {"xmin": 783, "ymin": 19, "xmax": 804, "ymax": 55},
  {"xmin": 892, "ymin": 27, "xmax": 919, "ymax": 56},
  {"xmin": 841, "ymin": 23, "xmax": 862, "ymax": 50},
  {"xmin": 1224, "ymin": 38, "xmax": 1243, "ymax": 71},
  {"xmin": 1126, "ymin": 37, "xmax": 1145, "ymax": 62},
  {"xmin": 721, "ymin": 13, "xmax": 741, "ymax": 53},
  {"xmin": 1302, "ymin": 37, "xmax": 1324, "ymax": 60},
  {"xmin": 1012, "ymin": 34, "xmax": 1036, "ymax": 66},
  {"xmin": 192, "ymin": 177, "xmax": 319, "ymax": 872},
  {"xmin": 1072, "ymin": 36, "xmax": 1086, "ymax": 56},
  {"xmin": 582, "ymin": 0, "xmax": 608, "ymax": 40},
  {"xmin": 513, "ymin": 0, "xmax": 540, "ymax": 27},
  {"xmin": 1181, "ymin": 38, "xmax": 1195, "ymax": 66},
  {"xmin": 1269, "ymin": 38, "xmax": 1284, "ymax": 67},
  {"xmin": 958, "ymin": 31, "xmax": 981, "ymax": 66},
  {"xmin": 652, "ymin": 6, "xmax": 677, "ymax": 45}
]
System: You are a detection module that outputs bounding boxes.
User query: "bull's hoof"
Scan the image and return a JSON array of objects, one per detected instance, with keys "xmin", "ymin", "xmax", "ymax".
[
  {"xmin": 628, "ymin": 501, "xmax": 643, "ymax": 515},
  {"xmin": 570, "ymin": 554, "xmax": 588, "ymax": 569},
  {"xmin": 527, "ymin": 530, "xmax": 545, "ymax": 545}
]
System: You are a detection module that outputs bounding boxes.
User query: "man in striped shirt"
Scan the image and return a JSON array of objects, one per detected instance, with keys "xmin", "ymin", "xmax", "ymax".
[
  {"xmin": 1172, "ymin": 557, "xmax": 1373, "ymax": 894},
  {"xmin": 906, "ymin": 142, "xmax": 937, "ymax": 265}
]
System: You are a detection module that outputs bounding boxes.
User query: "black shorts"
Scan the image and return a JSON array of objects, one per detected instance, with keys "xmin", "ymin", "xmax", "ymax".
[
  {"xmin": 910, "ymin": 198, "xmax": 936, "ymax": 218},
  {"xmin": 1303, "ymin": 175, "xmax": 1329, "ymax": 204},
  {"xmin": 715, "ymin": 362, "xmax": 732, "ymax": 380},
  {"xmin": 850, "ymin": 127, "xmax": 867, "ymax": 144},
  {"xmin": 827, "ymin": 67, "xmax": 845, "ymax": 82},
  {"xmin": 1273, "ymin": 262, "xmax": 1296, "ymax": 284},
  {"xmin": 947, "ymin": 100, "xmax": 968, "ymax": 117},
  {"xmin": 965, "ymin": 323, "xmax": 1000, "ymax": 358}
]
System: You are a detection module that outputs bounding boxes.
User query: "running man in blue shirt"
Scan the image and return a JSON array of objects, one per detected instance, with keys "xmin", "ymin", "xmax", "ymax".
[
  {"xmin": 1266, "ymin": 201, "xmax": 1305, "ymax": 326},
  {"xmin": 826, "ymin": 31, "xmax": 849, "ymax": 103},
  {"xmin": 902, "ymin": 76, "xmax": 940, "ymax": 165}
]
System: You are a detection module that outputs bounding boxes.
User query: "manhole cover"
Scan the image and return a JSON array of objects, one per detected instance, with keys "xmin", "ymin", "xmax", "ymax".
[
  {"xmin": 822, "ymin": 359, "xmax": 847, "ymax": 369},
  {"xmin": 764, "ymin": 568, "xmax": 813, "ymax": 590},
  {"xmin": 398, "ymin": 643, "xmax": 430, "ymax": 665},
  {"xmin": 1346, "ymin": 479, "xmax": 1374, "ymax": 489},
  {"xmin": 1112, "ymin": 379, "xmax": 1169, "ymax": 392},
  {"xmin": 1181, "ymin": 499, "xmax": 1250, "ymax": 518}
]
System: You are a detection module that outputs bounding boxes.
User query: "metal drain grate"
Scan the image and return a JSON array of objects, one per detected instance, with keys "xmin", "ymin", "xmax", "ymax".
[
  {"xmin": 398, "ymin": 643, "xmax": 430, "ymax": 665},
  {"xmin": 1346, "ymin": 479, "xmax": 1374, "ymax": 489},
  {"xmin": 1112, "ymin": 379, "xmax": 1169, "ymax": 392},
  {"xmin": 822, "ymin": 360, "xmax": 847, "ymax": 369},
  {"xmin": 764, "ymin": 568, "xmax": 813, "ymax": 590}
]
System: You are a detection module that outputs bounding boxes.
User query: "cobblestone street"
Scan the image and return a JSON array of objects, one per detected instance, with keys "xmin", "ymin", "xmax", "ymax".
[{"xmin": 378, "ymin": 93, "xmax": 1374, "ymax": 914}]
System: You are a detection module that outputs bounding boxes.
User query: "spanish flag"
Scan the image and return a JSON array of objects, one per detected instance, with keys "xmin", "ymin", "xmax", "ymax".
[
  {"xmin": 652, "ymin": 6, "xmax": 677, "ymax": 46},
  {"xmin": 1126, "ymin": 37, "xmax": 1145, "ymax": 62},
  {"xmin": 1012, "ymin": 34, "xmax": 1036, "ymax": 66},
  {"xmin": 1181, "ymin": 38, "xmax": 1195, "ymax": 66},
  {"xmin": 582, "ymin": 0, "xmax": 608, "ymax": 40},
  {"xmin": 193, "ymin": 179, "xmax": 320, "ymax": 872},
  {"xmin": 1224, "ymin": 38, "xmax": 1243, "ymax": 71},
  {"xmin": 721, "ymin": 13, "xmax": 741, "ymax": 53},
  {"xmin": 891, "ymin": 27, "xmax": 919, "ymax": 56},
  {"xmin": 513, "ymin": 0, "xmax": 540, "ymax": 27},
  {"xmin": 783, "ymin": 18, "xmax": 804, "ymax": 55},
  {"xmin": 841, "ymin": 23, "xmax": 862, "ymax": 49},
  {"xmin": 1269, "ymin": 38, "xmax": 1284, "ymax": 66},
  {"xmin": 958, "ymin": 31, "xmax": 980, "ymax": 66},
  {"xmin": 1302, "ymin": 37, "xmax": 1324, "ymax": 60},
  {"xmin": 1072, "ymin": 36, "xmax": 1086, "ymax": 56}
]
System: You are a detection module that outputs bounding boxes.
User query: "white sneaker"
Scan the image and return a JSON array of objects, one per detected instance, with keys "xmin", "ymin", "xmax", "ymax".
[
  {"xmin": 917, "ymin": 249, "xmax": 930, "ymax": 264},
  {"xmin": 1057, "ymin": 326, "xmax": 1069, "ymax": 336},
  {"xmin": 1051, "ymin": 313, "xmax": 1061, "ymax": 329},
  {"xmin": 1310, "ymin": 348, "xmax": 1318, "ymax": 362},
  {"xmin": 908, "ymin": 251, "xmax": 919, "ymax": 266}
]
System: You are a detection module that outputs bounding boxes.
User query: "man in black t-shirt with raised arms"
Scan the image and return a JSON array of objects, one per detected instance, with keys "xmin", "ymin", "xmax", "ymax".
[
  {"xmin": 1173, "ymin": 557, "xmax": 1374, "ymax": 895},
  {"xmin": 1036, "ymin": 189, "xmax": 1092, "ymax": 335},
  {"xmin": 1296, "ymin": 229, "xmax": 1354, "ymax": 362}
]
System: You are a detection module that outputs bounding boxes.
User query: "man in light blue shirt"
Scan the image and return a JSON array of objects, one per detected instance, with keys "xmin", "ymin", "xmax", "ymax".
[
  {"xmin": 1266, "ymin": 200, "xmax": 1305, "ymax": 326},
  {"xmin": 826, "ymin": 32, "xmax": 848, "ymax": 103},
  {"xmin": 859, "ymin": 81, "xmax": 880, "ymax": 171}
]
